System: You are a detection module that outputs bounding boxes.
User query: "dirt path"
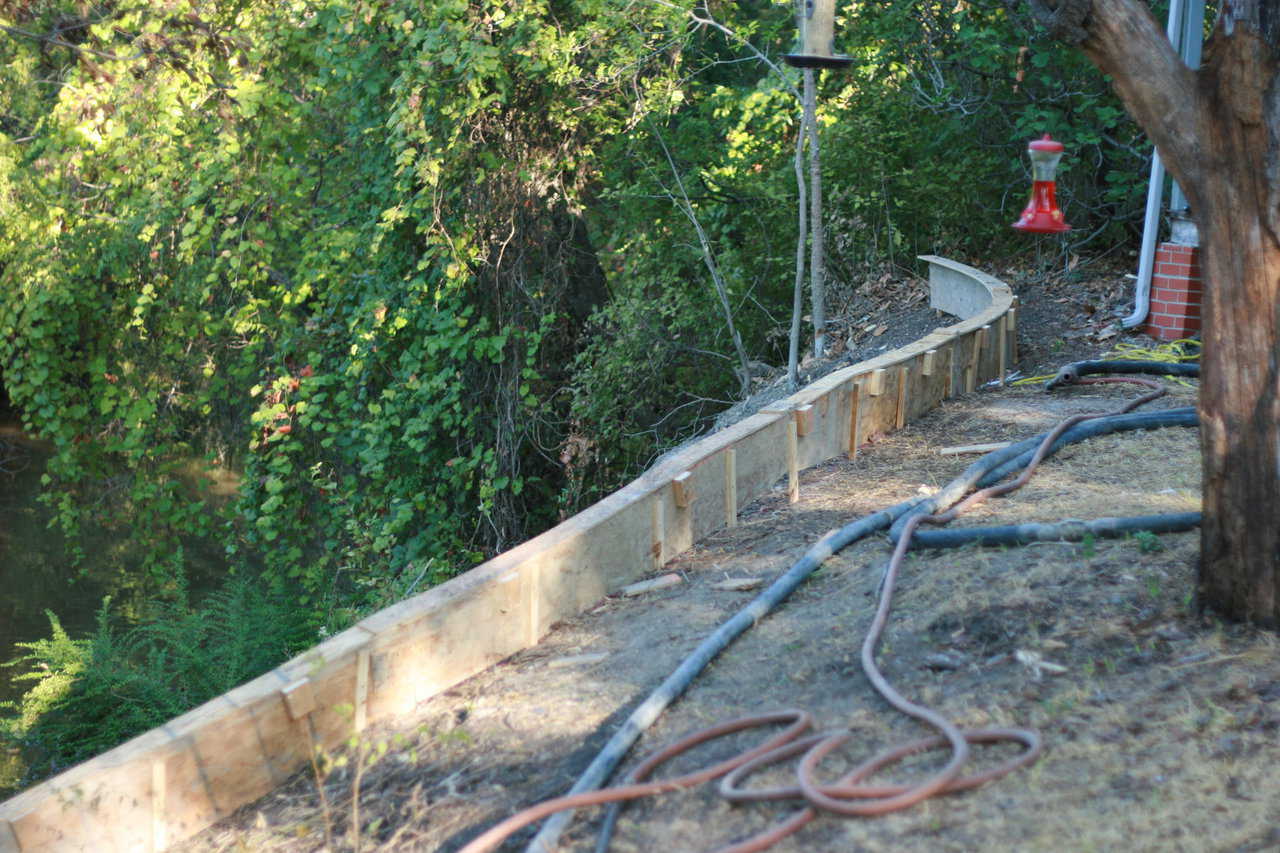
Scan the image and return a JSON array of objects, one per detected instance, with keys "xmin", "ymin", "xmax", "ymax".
[{"xmin": 183, "ymin": 360, "xmax": 1280, "ymax": 853}]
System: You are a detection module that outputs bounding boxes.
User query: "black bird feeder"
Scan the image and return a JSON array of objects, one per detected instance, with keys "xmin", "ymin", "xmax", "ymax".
[{"xmin": 784, "ymin": 0, "xmax": 852, "ymax": 70}]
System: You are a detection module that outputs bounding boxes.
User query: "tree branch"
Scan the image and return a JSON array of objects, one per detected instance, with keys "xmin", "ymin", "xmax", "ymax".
[
  {"xmin": 647, "ymin": 0, "xmax": 801, "ymax": 100},
  {"xmin": 0, "ymin": 22, "xmax": 138, "ymax": 63},
  {"xmin": 647, "ymin": 120, "xmax": 754, "ymax": 395},
  {"xmin": 1024, "ymin": 0, "xmax": 1092, "ymax": 44}
]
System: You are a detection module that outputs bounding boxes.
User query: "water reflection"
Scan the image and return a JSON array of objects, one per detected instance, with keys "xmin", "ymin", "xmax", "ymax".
[
  {"xmin": 0, "ymin": 432, "xmax": 110, "ymax": 709},
  {"xmin": 0, "ymin": 430, "xmax": 232, "ymax": 705}
]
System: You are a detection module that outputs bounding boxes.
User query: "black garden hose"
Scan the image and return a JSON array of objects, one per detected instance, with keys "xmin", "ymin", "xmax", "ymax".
[
  {"xmin": 888, "ymin": 407, "xmax": 1198, "ymax": 544},
  {"xmin": 906, "ymin": 511, "xmax": 1202, "ymax": 549},
  {"xmin": 1046, "ymin": 358, "xmax": 1200, "ymax": 389},
  {"xmin": 496, "ymin": 367, "xmax": 1202, "ymax": 853}
]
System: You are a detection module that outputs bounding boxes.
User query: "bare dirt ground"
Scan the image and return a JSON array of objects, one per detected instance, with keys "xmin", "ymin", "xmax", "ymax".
[{"xmin": 183, "ymin": 264, "xmax": 1280, "ymax": 853}]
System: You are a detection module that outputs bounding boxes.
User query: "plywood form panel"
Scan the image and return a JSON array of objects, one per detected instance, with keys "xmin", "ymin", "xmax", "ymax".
[
  {"xmin": 359, "ymin": 562, "xmax": 534, "ymax": 719},
  {"xmin": 908, "ymin": 348, "xmax": 950, "ymax": 421},
  {"xmin": 1, "ymin": 726, "xmax": 174, "ymax": 851},
  {"xmin": 723, "ymin": 416, "xmax": 793, "ymax": 514},
  {"xmin": 858, "ymin": 366, "xmax": 901, "ymax": 441},
  {"xmin": 786, "ymin": 391, "xmax": 841, "ymax": 471},
  {"xmin": 274, "ymin": 627, "xmax": 373, "ymax": 747}
]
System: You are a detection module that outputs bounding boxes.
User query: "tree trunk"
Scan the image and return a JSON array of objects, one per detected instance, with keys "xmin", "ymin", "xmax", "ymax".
[
  {"xmin": 1196, "ymin": 213, "xmax": 1280, "ymax": 626},
  {"xmin": 1032, "ymin": 0, "xmax": 1280, "ymax": 625},
  {"xmin": 803, "ymin": 68, "xmax": 827, "ymax": 360},
  {"xmin": 1174, "ymin": 5, "xmax": 1280, "ymax": 627}
]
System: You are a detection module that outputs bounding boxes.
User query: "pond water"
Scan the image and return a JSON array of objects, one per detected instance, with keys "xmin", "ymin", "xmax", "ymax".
[
  {"xmin": 0, "ymin": 425, "xmax": 233, "ymax": 708},
  {"xmin": 1, "ymin": 408, "xmax": 241, "ymax": 797},
  {"xmin": 0, "ymin": 432, "xmax": 115, "ymax": 708}
]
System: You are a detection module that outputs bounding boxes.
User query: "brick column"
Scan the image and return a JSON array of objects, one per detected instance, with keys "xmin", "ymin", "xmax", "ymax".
[{"xmin": 1144, "ymin": 242, "xmax": 1202, "ymax": 341}]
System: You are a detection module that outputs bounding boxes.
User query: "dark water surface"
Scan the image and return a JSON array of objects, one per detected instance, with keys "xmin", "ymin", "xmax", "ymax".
[
  {"xmin": 0, "ymin": 433, "xmax": 115, "ymax": 707},
  {"xmin": 1, "ymin": 417, "xmax": 238, "ymax": 797},
  {"xmin": 0, "ymin": 428, "xmax": 231, "ymax": 707}
]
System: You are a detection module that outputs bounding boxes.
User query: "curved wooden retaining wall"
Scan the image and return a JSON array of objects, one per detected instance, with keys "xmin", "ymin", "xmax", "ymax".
[{"xmin": 0, "ymin": 257, "xmax": 1016, "ymax": 852}]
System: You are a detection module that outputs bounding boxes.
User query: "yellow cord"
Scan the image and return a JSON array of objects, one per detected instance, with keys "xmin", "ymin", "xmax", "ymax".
[{"xmin": 1104, "ymin": 339, "xmax": 1201, "ymax": 363}]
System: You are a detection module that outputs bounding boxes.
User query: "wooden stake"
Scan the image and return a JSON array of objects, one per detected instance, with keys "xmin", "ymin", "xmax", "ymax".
[
  {"xmin": 786, "ymin": 418, "xmax": 800, "ymax": 504},
  {"xmin": 922, "ymin": 349, "xmax": 937, "ymax": 377},
  {"xmin": 997, "ymin": 314, "xmax": 1007, "ymax": 385},
  {"xmin": 724, "ymin": 448, "xmax": 737, "ymax": 528},
  {"xmin": 846, "ymin": 381, "xmax": 862, "ymax": 459},
  {"xmin": 672, "ymin": 471, "xmax": 693, "ymax": 509},
  {"xmin": 794, "ymin": 404, "xmax": 814, "ymax": 437},
  {"xmin": 152, "ymin": 759, "xmax": 167, "ymax": 853},
  {"xmin": 1011, "ymin": 296, "xmax": 1021, "ymax": 363},
  {"xmin": 650, "ymin": 496, "xmax": 665, "ymax": 569},
  {"xmin": 867, "ymin": 368, "xmax": 887, "ymax": 397},
  {"xmin": 895, "ymin": 365, "xmax": 909, "ymax": 429},
  {"xmin": 621, "ymin": 574, "xmax": 682, "ymax": 597},
  {"xmin": 945, "ymin": 344, "xmax": 955, "ymax": 397},
  {"xmin": 938, "ymin": 441, "xmax": 1012, "ymax": 456},
  {"xmin": 281, "ymin": 678, "xmax": 316, "ymax": 721},
  {"xmin": 967, "ymin": 328, "xmax": 986, "ymax": 392},
  {"xmin": 355, "ymin": 648, "xmax": 371, "ymax": 733}
]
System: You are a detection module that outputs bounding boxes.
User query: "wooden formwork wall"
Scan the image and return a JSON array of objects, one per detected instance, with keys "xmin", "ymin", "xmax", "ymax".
[{"xmin": 0, "ymin": 257, "xmax": 1015, "ymax": 853}]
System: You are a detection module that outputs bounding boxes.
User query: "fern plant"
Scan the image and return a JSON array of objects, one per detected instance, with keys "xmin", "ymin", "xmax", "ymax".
[{"xmin": 1, "ymin": 578, "xmax": 312, "ymax": 791}]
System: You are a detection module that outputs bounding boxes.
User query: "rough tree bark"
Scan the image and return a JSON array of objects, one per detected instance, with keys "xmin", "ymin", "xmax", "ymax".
[{"xmin": 1030, "ymin": 0, "xmax": 1280, "ymax": 625}]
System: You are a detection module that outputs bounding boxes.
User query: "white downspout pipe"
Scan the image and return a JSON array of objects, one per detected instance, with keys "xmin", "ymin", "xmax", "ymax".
[
  {"xmin": 1121, "ymin": 0, "xmax": 1184, "ymax": 329},
  {"xmin": 1122, "ymin": 153, "xmax": 1166, "ymax": 328}
]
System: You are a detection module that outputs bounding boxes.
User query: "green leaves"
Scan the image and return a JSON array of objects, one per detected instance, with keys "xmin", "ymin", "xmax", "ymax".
[{"xmin": 0, "ymin": 0, "xmax": 1145, "ymax": 631}]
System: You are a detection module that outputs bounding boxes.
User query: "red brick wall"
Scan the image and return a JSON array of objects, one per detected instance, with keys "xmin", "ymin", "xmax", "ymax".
[{"xmin": 1144, "ymin": 243, "xmax": 1202, "ymax": 341}]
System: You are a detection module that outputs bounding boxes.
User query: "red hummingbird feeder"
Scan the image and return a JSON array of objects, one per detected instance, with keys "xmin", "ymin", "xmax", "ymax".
[{"xmin": 1012, "ymin": 134, "xmax": 1071, "ymax": 234}]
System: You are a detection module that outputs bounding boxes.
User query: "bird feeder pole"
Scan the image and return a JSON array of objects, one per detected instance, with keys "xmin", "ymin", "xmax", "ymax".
[{"xmin": 784, "ymin": 0, "xmax": 850, "ymax": 371}]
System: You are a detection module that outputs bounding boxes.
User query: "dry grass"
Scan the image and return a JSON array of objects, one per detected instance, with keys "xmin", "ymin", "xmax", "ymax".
[{"xmin": 181, "ymin": 378, "xmax": 1280, "ymax": 853}]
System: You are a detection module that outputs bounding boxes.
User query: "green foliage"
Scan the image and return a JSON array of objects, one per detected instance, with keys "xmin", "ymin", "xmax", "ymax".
[
  {"xmin": 0, "ymin": 579, "xmax": 312, "ymax": 788},
  {"xmin": 0, "ymin": 0, "xmax": 1148, "ymax": 600},
  {"xmin": 1134, "ymin": 530, "xmax": 1165, "ymax": 553},
  {"xmin": 0, "ymin": 0, "xmax": 1157, "ymax": 790},
  {"xmin": 0, "ymin": 0, "xmax": 691, "ymax": 611},
  {"xmin": 565, "ymin": 286, "xmax": 734, "ymax": 507},
  {"xmin": 838, "ymin": 0, "xmax": 1150, "ymax": 255}
]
